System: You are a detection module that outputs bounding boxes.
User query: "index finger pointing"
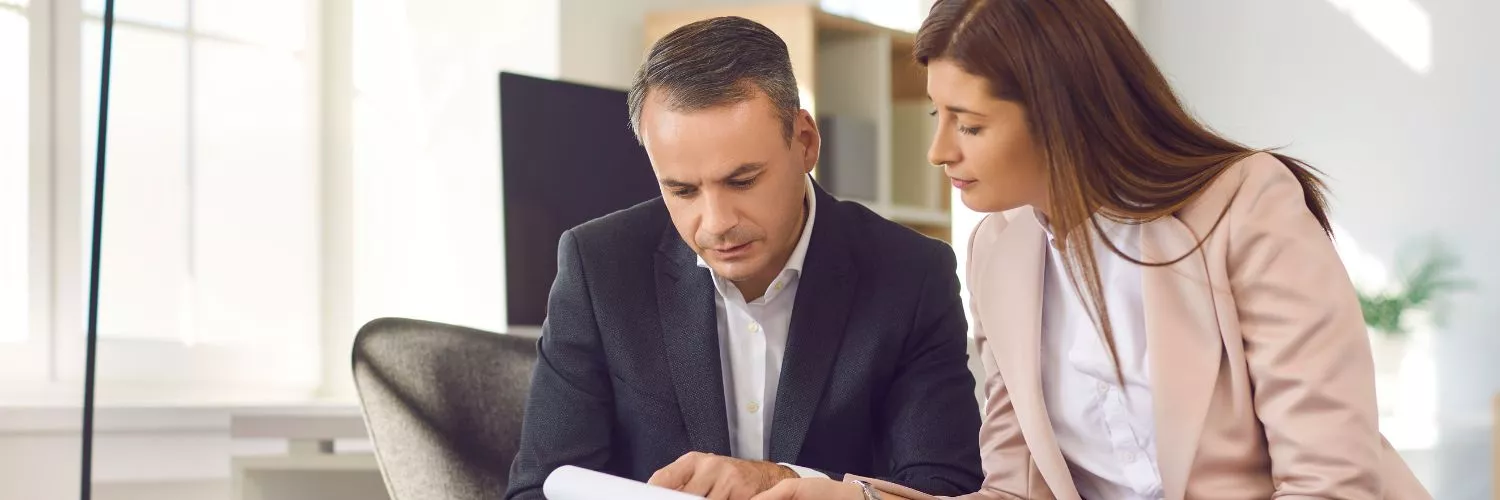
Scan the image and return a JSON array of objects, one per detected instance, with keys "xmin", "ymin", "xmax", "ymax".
[{"xmin": 647, "ymin": 452, "xmax": 701, "ymax": 490}]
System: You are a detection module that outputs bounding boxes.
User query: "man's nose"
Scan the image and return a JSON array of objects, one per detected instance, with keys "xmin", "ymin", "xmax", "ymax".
[{"xmin": 699, "ymin": 191, "xmax": 739, "ymax": 239}]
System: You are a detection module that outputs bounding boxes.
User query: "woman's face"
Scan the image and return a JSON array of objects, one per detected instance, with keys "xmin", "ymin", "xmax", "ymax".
[{"xmin": 926, "ymin": 58, "xmax": 1049, "ymax": 214}]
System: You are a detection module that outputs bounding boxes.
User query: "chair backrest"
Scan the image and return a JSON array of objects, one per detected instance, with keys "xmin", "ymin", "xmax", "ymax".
[{"xmin": 352, "ymin": 317, "xmax": 539, "ymax": 500}]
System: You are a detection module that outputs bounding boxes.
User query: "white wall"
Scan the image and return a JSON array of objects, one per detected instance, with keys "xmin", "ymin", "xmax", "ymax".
[
  {"xmin": 0, "ymin": 432, "xmax": 81, "ymax": 500},
  {"xmin": 335, "ymin": 0, "xmax": 749, "ymax": 401},
  {"xmin": 559, "ymin": 0, "xmax": 696, "ymax": 90},
  {"xmin": 1138, "ymin": 0, "xmax": 1499, "ymax": 496},
  {"xmin": 0, "ymin": 407, "xmax": 284, "ymax": 500},
  {"xmin": 309, "ymin": 0, "xmax": 564, "ymax": 403},
  {"xmin": 351, "ymin": 0, "xmax": 561, "ymax": 331},
  {"xmin": 1106, "ymin": 0, "xmax": 1137, "ymax": 32}
]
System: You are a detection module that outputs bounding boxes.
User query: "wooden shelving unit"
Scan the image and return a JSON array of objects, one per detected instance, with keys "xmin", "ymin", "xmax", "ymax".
[{"xmin": 644, "ymin": 4, "xmax": 952, "ymax": 243}]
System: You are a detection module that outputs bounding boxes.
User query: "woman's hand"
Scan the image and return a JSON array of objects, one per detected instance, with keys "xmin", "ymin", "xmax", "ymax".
[{"xmin": 751, "ymin": 478, "xmax": 866, "ymax": 500}]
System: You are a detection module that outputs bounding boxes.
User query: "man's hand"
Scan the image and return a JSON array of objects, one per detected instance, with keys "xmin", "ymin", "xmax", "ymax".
[
  {"xmin": 751, "ymin": 478, "xmax": 867, "ymax": 500},
  {"xmin": 647, "ymin": 452, "xmax": 799, "ymax": 500}
]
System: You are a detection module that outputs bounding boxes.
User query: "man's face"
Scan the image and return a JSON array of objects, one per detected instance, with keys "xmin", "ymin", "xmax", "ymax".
[{"xmin": 639, "ymin": 89, "xmax": 819, "ymax": 292}]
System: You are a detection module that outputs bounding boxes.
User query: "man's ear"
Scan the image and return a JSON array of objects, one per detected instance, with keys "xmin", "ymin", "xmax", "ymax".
[{"xmin": 795, "ymin": 109, "xmax": 820, "ymax": 174}]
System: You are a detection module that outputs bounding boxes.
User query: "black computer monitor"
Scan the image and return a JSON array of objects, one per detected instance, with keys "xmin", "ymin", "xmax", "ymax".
[{"xmin": 499, "ymin": 72, "xmax": 661, "ymax": 327}]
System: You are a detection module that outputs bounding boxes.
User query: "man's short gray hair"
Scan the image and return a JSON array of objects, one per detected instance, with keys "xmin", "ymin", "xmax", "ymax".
[{"xmin": 627, "ymin": 16, "xmax": 801, "ymax": 143}]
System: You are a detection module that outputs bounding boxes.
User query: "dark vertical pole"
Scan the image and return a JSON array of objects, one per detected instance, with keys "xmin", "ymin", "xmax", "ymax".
[{"xmin": 81, "ymin": 0, "xmax": 116, "ymax": 498}]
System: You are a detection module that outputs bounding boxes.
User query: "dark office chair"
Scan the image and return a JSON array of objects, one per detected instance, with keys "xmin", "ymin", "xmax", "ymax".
[{"xmin": 352, "ymin": 317, "xmax": 539, "ymax": 500}]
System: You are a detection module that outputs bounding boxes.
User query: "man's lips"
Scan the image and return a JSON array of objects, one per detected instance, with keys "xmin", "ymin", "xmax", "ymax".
[{"xmin": 710, "ymin": 241, "xmax": 752, "ymax": 257}]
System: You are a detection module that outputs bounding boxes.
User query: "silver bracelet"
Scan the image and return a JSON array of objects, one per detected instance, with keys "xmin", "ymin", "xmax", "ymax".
[{"xmin": 852, "ymin": 480, "xmax": 883, "ymax": 500}]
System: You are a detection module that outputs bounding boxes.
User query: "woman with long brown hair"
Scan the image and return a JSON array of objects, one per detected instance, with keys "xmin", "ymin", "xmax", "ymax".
[{"xmin": 754, "ymin": 1, "xmax": 1429, "ymax": 499}]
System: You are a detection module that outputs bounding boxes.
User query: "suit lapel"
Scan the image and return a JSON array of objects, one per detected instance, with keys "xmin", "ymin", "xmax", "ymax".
[
  {"xmin": 975, "ymin": 208, "xmax": 1080, "ymax": 500},
  {"xmin": 1140, "ymin": 217, "xmax": 1223, "ymax": 500},
  {"xmin": 656, "ymin": 230, "xmax": 732, "ymax": 455},
  {"xmin": 768, "ymin": 188, "xmax": 855, "ymax": 463}
]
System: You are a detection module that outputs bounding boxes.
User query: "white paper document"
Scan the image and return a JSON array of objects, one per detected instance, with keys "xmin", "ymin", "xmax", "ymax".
[{"xmin": 542, "ymin": 465, "xmax": 707, "ymax": 500}]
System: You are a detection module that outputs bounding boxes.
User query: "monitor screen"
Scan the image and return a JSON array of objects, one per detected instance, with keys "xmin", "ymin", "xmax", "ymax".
[{"xmin": 499, "ymin": 72, "xmax": 661, "ymax": 327}]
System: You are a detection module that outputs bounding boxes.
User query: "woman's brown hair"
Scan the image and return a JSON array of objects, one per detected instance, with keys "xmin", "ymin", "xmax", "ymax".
[{"xmin": 915, "ymin": 0, "xmax": 1333, "ymax": 383}]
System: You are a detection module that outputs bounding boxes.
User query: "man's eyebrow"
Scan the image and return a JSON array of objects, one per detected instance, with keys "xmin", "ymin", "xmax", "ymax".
[
  {"xmin": 659, "ymin": 163, "xmax": 765, "ymax": 188},
  {"xmin": 721, "ymin": 163, "xmax": 765, "ymax": 180}
]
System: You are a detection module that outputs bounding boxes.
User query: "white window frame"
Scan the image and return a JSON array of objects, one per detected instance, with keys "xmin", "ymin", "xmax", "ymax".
[
  {"xmin": 0, "ymin": 0, "xmax": 57, "ymax": 393},
  {"xmin": 2, "ymin": 0, "xmax": 329, "ymax": 405}
]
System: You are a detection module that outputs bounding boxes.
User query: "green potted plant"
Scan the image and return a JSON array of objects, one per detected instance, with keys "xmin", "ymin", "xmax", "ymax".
[{"xmin": 1356, "ymin": 239, "xmax": 1472, "ymax": 371}]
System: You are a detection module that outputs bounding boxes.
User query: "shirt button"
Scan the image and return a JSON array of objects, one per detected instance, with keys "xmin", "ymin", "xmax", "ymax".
[
  {"xmin": 1096, "ymin": 381, "xmax": 1109, "ymax": 394},
  {"xmin": 774, "ymin": 281, "xmax": 785, "ymax": 290},
  {"xmin": 747, "ymin": 401, "xmax": 760, "ymax": 414},
  {"xmin": 748, "ymin": 322, "xmax": 761, "ymax": 333},
  {"xmin": 1119, "ymin": 451, "xmax": 1135, "ymax": 463}
]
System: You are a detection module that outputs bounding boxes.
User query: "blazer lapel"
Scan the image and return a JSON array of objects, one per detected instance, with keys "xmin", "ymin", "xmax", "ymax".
[
  {"xmin": 768, "ymin": 188, "xmax": 855, "ymax": 463},
  {"xmin": 656, "ymin": 230, "xmax": 732, "ymax": 455},
  {"xmin": 975, "ymin": 208, "xmax": 1080, "ymax": 500},
  {"xmin": 1140, "ymin": 217, "xmax": 1224, "ymax": 500}
]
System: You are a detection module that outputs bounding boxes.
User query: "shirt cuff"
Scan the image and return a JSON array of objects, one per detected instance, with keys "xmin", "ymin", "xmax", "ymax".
[{"xmin": 778, "ymin": 463, "xmax": 830, "ymax": 479}]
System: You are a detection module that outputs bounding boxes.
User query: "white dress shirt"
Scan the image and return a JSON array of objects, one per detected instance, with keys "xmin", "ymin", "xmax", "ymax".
[
  {"xmin": 1035, "ymin": 211, "xmax": 1164, "ymax": 500},
  {"xmin": 695, "ymin": 175, "xmax": 825, "ymax": 478}
]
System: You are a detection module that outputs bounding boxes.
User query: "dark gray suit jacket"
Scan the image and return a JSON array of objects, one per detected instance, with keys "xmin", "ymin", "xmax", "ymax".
[{"xmin": 506, "ymin": 183, "xmax": 983, "ymax": 499}]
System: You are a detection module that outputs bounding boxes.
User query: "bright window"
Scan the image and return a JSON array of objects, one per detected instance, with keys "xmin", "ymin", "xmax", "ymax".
[
  {"xmin": 80, "ymin": 21, "xmax": 192, "ymax": 342},
  {"xmin": 77, "ymin": 0, "xmax": 317, "ymax": 353},
  {"xmin": 0, "ymin": 1, "xmax": 28, "ymax": 345},
  {"xmin": 0, "ymin": 0, "xmax": 321, "ymax": 403},
  {"xmin": 0, "ymin": 0, "xmax": 327, "ymax": 401}
]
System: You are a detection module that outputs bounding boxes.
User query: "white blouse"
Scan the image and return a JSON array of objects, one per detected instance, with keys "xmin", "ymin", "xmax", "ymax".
[{"xmin": 1036, "ymin": 212, "xmax": 1164, "ymax": 500}]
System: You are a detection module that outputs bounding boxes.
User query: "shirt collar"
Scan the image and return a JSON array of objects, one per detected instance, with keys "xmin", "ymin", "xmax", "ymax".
[
  {"xmin": 696, "ymin": 174, "xmax": 817, "ymax": 278},
  {"xmin": 783, "ymin": 174, "xmax": 817, "ymax": 275},
  {"xmin": 1032, "ymin": 206, "xmax": 1057, "ymax": 242},
  {"xmin": 1032, "ymin": 206, "xmax": 1132, "ymax": 245}
]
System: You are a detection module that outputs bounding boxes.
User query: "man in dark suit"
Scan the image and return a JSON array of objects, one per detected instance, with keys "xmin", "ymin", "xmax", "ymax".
[{"xmin": 506, "ymin": 16, "xmax": 982, "ymax": 500}]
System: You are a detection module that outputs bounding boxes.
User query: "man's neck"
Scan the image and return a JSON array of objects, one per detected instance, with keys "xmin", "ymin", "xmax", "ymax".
[{"xmin": 734, "ymin": 278, "xmax": 773, "ymax": 303}]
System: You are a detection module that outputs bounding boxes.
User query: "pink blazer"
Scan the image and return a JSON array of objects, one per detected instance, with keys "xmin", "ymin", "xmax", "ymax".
[{"xmin": 854, "ymin": 153, "xmax": 1430, "ymax": 499}]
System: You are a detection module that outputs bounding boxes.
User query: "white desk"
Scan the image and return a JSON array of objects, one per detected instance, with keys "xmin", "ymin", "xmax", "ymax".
[{"xmin": 230, "ymin": 406, "xmax": 389, "ymax": 500}]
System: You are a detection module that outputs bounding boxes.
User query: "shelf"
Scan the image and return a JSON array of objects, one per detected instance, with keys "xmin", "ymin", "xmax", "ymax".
[{"xmin": 891, "ymin": 48, "xmax": 926, "ymax": 102}]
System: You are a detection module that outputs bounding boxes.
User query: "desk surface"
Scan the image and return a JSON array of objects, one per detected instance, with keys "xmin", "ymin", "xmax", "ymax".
[{"xmin": 230, "ymin": 405, "xmax": 367, "ymax": 440}]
